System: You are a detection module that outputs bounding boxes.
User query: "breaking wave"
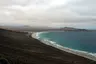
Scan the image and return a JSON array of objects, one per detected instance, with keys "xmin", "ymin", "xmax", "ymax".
[{"xmin": 32, "ymin": 32, "xmax": 96, "ymax": 61}]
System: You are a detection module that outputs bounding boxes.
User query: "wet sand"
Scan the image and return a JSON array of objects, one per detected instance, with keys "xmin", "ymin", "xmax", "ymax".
[{"xmin": 0, "ymin": 28, "xmax": 96, "ymax": 64}]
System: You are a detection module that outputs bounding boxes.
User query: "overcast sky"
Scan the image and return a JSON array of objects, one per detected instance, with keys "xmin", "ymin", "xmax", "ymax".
[{"xmin": 0, "ymin": 0, "xmax": 96, "ymax": 29}]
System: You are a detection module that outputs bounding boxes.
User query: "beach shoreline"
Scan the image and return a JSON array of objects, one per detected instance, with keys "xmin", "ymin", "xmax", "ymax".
[
  {"xmin": 32, "ymin": 32, "xmax": 96, "ymax": 61},
  {"xmin": 0, "ymin": 28, "xmax": 96, "ymax": 64}
]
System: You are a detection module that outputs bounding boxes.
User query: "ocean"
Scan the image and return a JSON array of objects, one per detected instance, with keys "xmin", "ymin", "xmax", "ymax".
[
  {"xmin": 38, "ymin": 31, "xmax": 96, "ymax": 53},
  {"xmin": 32, "ymin": 31, "xmax": 96, "ymax": 61}
]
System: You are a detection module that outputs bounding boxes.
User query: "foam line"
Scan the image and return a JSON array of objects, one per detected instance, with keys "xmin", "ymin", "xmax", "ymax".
[{"xmin": 32, "ymin": 32, "xmax": 96, "ymax": 61}]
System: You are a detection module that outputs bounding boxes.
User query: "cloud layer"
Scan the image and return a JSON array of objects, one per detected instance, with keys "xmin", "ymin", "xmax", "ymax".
[{"xmin": 0, "ymin": 0, "xmax": 96, "ymax": 29}]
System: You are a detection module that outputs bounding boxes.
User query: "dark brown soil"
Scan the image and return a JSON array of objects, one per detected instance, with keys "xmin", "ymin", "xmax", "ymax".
[{"xmin": 0, "ymin": 28, "xmax": 96, "ymax": 64}]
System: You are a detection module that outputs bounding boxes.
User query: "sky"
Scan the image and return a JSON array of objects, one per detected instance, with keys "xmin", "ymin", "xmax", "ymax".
[{"xmin": 0, "ymin": 0, "xmax": 96, "ymax": 29}]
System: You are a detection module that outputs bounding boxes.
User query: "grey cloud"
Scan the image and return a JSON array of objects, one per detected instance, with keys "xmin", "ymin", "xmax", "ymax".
[
  {"xmin": 67, "ymin": 0, "xmax": 96, "ymax": 16},
  {"xmin": 0, "ymin": 0, "xmax": 96, "ymax": 28}
]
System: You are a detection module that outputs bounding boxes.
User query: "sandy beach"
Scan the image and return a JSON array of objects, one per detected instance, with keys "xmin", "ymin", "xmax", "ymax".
[
  {"xmin": 0, "ymin": 28, "xmax": 96, "ymax": 64},
  {"xmin": 32, "ymin": 32, "xmax": 96, "ymax": 61}
]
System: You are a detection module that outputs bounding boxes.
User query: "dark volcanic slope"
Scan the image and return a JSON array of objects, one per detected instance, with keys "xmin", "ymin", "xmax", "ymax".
[{"xmin": 0, "ymin": 29, "xmax": 96, "ymax": 64}]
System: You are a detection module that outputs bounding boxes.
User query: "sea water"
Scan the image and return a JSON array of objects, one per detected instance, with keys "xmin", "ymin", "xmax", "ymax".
[{"xmin": 39, "ymin": 31, "xmax": 96, "ymax": 53}]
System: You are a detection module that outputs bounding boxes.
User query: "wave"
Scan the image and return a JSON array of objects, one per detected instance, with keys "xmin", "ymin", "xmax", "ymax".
[{"xmin": 32, "ymin": 32, "xmax": 96, "ymax": 61}]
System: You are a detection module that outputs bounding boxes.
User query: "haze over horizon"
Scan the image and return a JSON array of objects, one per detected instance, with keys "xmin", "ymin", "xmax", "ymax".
[{"xmin": 0, "ymin": 0, "xmax": 96, "ymax": 29}]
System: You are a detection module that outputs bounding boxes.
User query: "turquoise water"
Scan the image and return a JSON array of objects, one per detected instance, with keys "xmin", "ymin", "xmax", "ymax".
[{"xmin": 39, "ymin": 31, "xmax": 96, "ymax": 53}]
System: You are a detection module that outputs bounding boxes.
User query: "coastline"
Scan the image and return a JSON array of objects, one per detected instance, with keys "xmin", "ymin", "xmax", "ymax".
[
  {"xmin": 32, "ymin": 32, "xmax": 96, "ymax": 61},
  {"xmin": 0, "ymin": 28, "xmax": 96, "ymax": 64}
]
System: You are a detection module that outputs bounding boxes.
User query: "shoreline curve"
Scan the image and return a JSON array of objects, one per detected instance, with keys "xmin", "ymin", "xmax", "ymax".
[{"xmin": 32, "ymin": 32, "xmax": 96, "ymax": 61}]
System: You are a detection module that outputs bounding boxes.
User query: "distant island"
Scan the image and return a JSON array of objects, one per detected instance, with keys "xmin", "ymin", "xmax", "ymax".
[
  {"xmin": 45, "ymin": 27, "xmax": 89, "ymax": 32},
  {"xmin": 58, "ymin": 27, "xmax": 88, "ymax": 31},
  {"xmin": 0, "ymin": 25, "xmax": 95, "ymax": 32}
]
